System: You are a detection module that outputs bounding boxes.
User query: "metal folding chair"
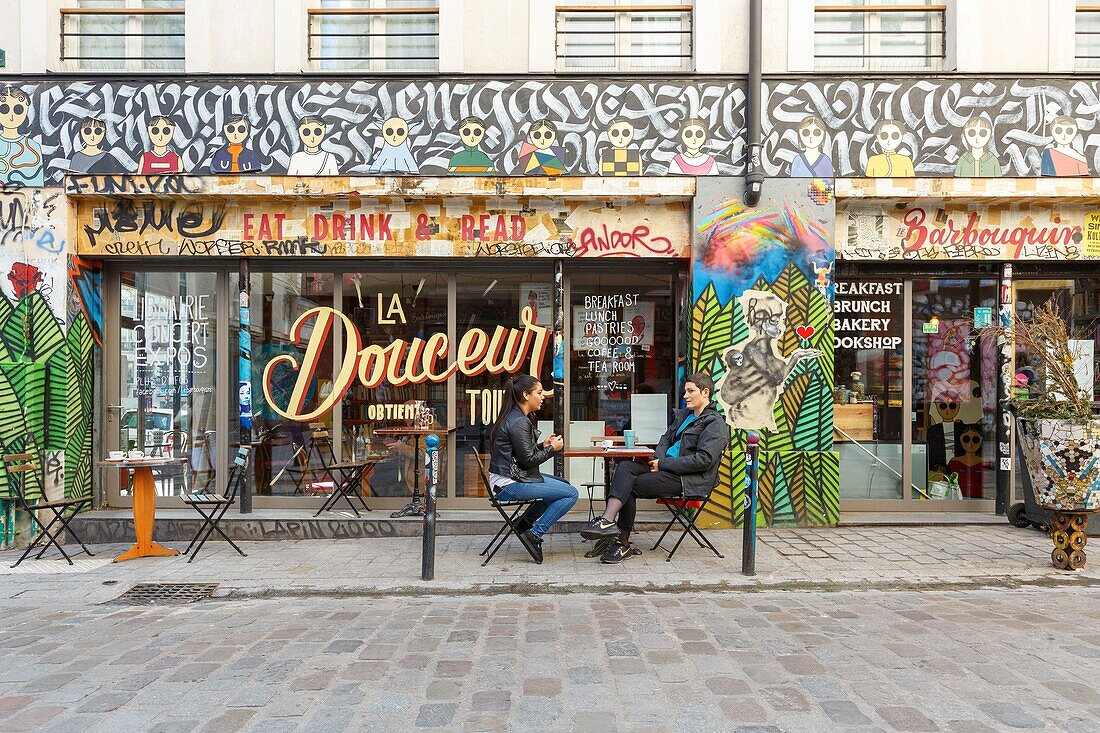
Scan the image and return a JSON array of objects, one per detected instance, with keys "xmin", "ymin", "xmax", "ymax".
[
  {"xmin": 2, "ymin": 445, "xmax": 95, "ymax": 568},
  {"xmin": 651, "ymin": 487, "xmax": 725, "ymax": 562},
  {"xmin": 182, "ymin": 446, "xmax": 251, "ymax": 563},
  {"xmin": 471, "ymin": 449, "xmax": 541, "ymax": 565}
]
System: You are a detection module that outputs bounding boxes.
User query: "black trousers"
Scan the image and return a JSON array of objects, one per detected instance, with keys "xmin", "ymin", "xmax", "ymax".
[{"xmin": 607, "ymin": 460, "xmax": 682, "ymax": 535}]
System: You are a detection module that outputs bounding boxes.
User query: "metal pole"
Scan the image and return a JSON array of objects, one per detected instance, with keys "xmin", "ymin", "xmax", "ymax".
[
  {"xmin": 742, "ymin": 431, "xmax": 760, "ymax": 576},
  {"xmin": 745, "ymin": 0, "xmax": 764, "ymax": 205},
  {"xmin": 995, "ymin": 264, "xmax": 1014, "ymax": 515},
  {"xmin": 552, "ymin": 259, "xmax": 565, "ymax": 478},
  {"xmin": 421, "ymin": 433, "xmax": 440, "ymax": 581},
  {"xmin": 238, "ymin": 258, "xmax": 253, "ymax": 514}
]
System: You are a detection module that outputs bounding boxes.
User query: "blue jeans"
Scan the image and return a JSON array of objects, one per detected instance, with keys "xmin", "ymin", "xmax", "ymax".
[{"xmin": 497, "ymin": 474, "xmax": 579, "ymax": 538}]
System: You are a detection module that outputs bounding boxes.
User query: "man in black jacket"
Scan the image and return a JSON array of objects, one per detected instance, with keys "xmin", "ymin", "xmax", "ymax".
[{"xmin": 580, "ymin": 373, "xmax": 729, "ymax": 563}]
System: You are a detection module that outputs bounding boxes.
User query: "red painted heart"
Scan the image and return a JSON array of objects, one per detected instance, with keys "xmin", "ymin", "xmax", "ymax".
[{"xmin": 795, "ymin": 325, "xmax": 816, "ymax": 340}]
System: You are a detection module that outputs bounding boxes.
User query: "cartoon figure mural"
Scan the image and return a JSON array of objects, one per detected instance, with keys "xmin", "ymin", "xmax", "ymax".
[
  {"xmin": 954, "ymin": 115, "xmax": 1001, "ymax": 177},
  {"xmin": 948, "ymin": 423, "xmax": 985, "ymax": 498},
  {"xmin": 927, "ymin": 390, "xmax": 963, "ymax": 475},
  {"xmin": 367, "ymin": 116, "xmax": 419, "ymax": 175},
  {"xmin": 1041, "ymin": 115, "xmax": 1089, "ymax": 176},
  {"xmin": 447, "ymin": 117, "xmax": 494, "ymax": 175},
  {"xmin": 287, "ymin": 116, "xmax": 340, "ymax": 175},
  {"xmin": 0, "ymin": 86, "xmax": 44, "ymax": 186},
  {"xmin": 516, "ymin": 119, "xmax": 568, "ymax": 176},
  {"xmin": 138, "ymin": 115, "xmax": 183, "ymax": 174},
  {"xmin": 668, "ymin": 118, "xmax": 717, "ymax": 175},
  {"xmin": 864, "ymin": 119, "xmax": 915, "ymax": 177},
  {"xmin": 209, "ymin": 114, "xmax": 261, "ymax": 174},
  {"xmin": 68, "ymin": 116, "xmax": 115, "ymax": 174},
  {"xmin": 789, "ymin": 115, "xmax": 833, "ymax": 177},
  {"xmin": 599, "ymin": 117, "xmax": 641, "ymax": 176},
  {"xmin": 717, "ymin": 291, "xmax": 821, "ymax": 433}
]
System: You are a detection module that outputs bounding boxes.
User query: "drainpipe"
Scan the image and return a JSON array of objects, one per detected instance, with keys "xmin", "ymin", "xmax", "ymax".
[{"xmin": 745, "ymin": 0, "xmax": 764, "ymax": 206}]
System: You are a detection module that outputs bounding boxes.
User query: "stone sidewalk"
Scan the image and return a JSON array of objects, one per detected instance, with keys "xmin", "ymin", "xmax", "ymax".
[{"xmin": 0, "ymin": 523, "xmax": 1094, "ymax": 604}]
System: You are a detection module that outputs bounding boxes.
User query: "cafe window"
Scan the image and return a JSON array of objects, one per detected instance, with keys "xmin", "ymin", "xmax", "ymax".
[
  {"xmin": 453, "ymin": 272, "xmax": 554, "ymax": 498},
  {"xmin": 117, "ymin": 271, "xmax": 218, "ymax": 495},
  {"xmin": 568, "ymin": 270, "xmax": 677, "ymax": 483}
]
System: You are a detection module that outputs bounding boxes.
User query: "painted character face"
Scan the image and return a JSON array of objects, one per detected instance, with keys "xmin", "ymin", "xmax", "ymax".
[
  {"xmin": 960, "ymin": 427, "xmax": 982, "ymax": 455},
  {"xmin": 459, "ymin": 121, "xmax": 485, "ymax": 148},
  {"xmin": 298, "ymin": 121, "xmax": 326, "ymax": 150},
  {"xmin": 681, "ymin": 123, "xmax": 707, "ymax": 154},
  {"xmin": 749, "ymin": 298, "xmax": 785, "ymax": 339},
  {"xmin": 877, "ymin": 124, "xmax": 903, "ymax": 153},
  {"xmin": 147, "ymin": 120, "xmax": 175, "ymax": 148},
  {"xmin": 530, "ymin": 125, "xmax": 556, "ymax": 151},
  {"xmin": 608, "ymin": 121, "xmax": 634, "ymax": 149},
  {"xmin": 799, "ymin": 123, "xmax": 824, "ymax": 150},
  {"xmin": 1052, "ymin": 121, "xmax": 1078, "ymax": 146},
  {"xmin": 936, "ymin": 397, "xmax": 960, "ymax": 422},
  {"xmin": 382, "ymin": 117, "xmax": 409, "ymax": 147},
  {"xmin": 965, "ymin": 124, "xmax": 991, "ymax": 150},
  {"xmin": 224, "ymin": 120, "xmax": 250, "ymax": 145},
  {"xmin": 80, "ymin": 121, "xmax": 106, "ymax": 148},
  {"xmin": 0, "ymin": 94, "xmax": 29, "ymax": 132}
]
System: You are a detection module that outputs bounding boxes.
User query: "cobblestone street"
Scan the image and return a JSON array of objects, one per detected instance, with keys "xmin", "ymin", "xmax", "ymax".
[{"xmin": 0, "ymin": 586, "xmax": 1097, "ymax": 733}]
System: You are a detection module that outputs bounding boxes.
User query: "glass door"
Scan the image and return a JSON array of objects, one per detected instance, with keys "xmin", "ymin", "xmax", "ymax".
[
  {"xmin": 106, "ymin": 269, "xmax": 226, "ymax": 501},
  {"xmin": 911, "ymin": 277, "xmax": 998, "ymax": 503}
]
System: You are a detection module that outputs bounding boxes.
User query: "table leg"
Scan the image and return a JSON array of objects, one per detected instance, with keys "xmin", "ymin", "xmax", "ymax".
[
  {"xmin": 391, "ymin": 435, "xmax": 427, "ymax": 518},
  {"xmin": 115, "ymin": 467, "xmax": 180, "ymax": 562}
]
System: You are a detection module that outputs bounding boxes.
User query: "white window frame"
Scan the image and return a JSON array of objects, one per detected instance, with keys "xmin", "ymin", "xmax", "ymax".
[
  {"xmin": 57, "ymin": 0, "xmax": 185, "ymax": 73},
  {"xmin": 554, "ymin": 2, "xmax": 694, "ymax": 74},
  {"xmin": 307, "ymin": 0, "xmax": 440, "ymax": 73},
  {"xmin": 812, "ymin": 2, "xmax": 946, "ymax": 73},
  {"xmin": 1075, "ymin": 5, "xmax": 1100, "ymax": 70}
]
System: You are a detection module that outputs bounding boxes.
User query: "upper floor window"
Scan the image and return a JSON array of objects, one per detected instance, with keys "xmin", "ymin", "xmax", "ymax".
[
  {"xmin": 814, "ymin": 1, "xmax": 946, "ymax": 72},
  {"xmin": 309, "ymin": 0, "xmax": 439, "ymax": 72},
  {"xmin": 556, "ymin": 2, "xmax": 694, "ymax": 73},
  {"xmin": 60, "ymin": 0, "xmax": 184, "ymax": 72},
  {"xmin": 1076, "ymin": 5, "xmax": 1100, "ymax": 70}
]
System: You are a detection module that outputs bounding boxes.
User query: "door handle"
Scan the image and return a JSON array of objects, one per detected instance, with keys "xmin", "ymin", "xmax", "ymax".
[{"xmin": 106, "ymin": 405, "xmax": 123, "ymax": 423}]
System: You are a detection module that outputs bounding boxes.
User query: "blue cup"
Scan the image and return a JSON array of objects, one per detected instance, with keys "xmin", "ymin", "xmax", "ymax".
[{"xmin": 623, "ymin": 430, "xmax": 636, "ymax": 449}]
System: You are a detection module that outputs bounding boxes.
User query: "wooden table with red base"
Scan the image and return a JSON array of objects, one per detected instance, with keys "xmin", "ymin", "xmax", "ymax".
[{"xmin": 100, "ymin": 457, "xmax": 183, "ymax": 562}]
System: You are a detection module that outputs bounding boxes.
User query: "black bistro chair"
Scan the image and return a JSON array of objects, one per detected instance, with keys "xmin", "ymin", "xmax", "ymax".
[
  {"xmin": 182, "ymin": 445, "xmax": 251, "ymax": 563},
  {"xmin": 651, "ymin": 478, "xmax": 726, "ymax": 562},
  {"xmin": 471, "ymin": 448, "xmax": 541, "ymax": 565},
  {"xmin": 2, "ymin": 441, "xmax": 94, "ymax": 568}
]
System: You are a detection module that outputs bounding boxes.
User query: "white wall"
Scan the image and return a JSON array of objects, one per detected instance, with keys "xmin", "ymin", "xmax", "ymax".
[
  {"xmin": 457, "ymin": 0, "xmax": 530, "ymax": 74},
  {"xmin": 190, "ymin": 0, "xmax": 277, "ymax": 74}
]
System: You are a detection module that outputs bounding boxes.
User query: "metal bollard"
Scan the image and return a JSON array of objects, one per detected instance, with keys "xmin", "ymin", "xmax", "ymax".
[
  {"xmin": 742, "ymin": 432, "xmax": 761, "ymax": 576},
  {"xmin": 421, "ymin": 433, "xmax": 440, "ymax": 581}
]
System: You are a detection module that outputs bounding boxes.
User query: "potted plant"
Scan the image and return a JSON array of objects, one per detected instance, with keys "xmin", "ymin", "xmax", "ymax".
[{"xmin": 987, "ymin": 300, "xmax": 1100, "ymax": 570}]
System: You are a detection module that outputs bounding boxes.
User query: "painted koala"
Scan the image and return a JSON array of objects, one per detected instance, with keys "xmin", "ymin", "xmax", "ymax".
[{"xmin": 717, "ymin": 290, "xmax": 820, "ymax": 433}]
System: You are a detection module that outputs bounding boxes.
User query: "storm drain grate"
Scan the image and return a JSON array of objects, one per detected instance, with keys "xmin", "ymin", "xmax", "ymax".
[{"xmin": 112, "ymin": 583, "xmax": 219, "ymax": 606}]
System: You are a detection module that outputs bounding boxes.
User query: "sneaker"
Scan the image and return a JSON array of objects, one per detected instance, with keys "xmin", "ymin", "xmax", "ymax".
[
  {"xmin": 580, "ymin": 517, "xmax": 620, "ymax": 541},
  {"xmin": 584, "ymin": 537, "xmax": 614, "ymax": 559},
  {"xmin": 518, "ymin": 529, "xmax": 544, "ymax": 564},
  {"xmin": 600, "ymin": 541, "xmax": 641, "ymax": 564}
]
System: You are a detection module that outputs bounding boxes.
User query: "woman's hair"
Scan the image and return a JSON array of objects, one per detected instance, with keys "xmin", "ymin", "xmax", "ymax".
[
  {"xmin": 489, "ymin": 374, "xmax": 541, "ymax": 445},
  {"xmin": 798, "ymin": 114, "xmax": 825, "ymax": 133},
  {"xmin": 686, "ymin": 373, "xmax": 715, "ymax": 399}
]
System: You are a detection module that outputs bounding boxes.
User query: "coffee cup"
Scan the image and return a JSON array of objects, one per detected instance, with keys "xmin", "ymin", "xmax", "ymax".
[
  {"xmin": 601, "ymin": 439, "xmax": 613, "ymax": 449},
  {"xmin": 623, "ymin": 430, "xmax": 636, "ymax": 449},
  {"xmin": 127, "ymin": 449, "xmax": 144, "ymax": 459},
  {"xmin": 108, "ymin": 451, "xmax": 125, "ymax": 460}
]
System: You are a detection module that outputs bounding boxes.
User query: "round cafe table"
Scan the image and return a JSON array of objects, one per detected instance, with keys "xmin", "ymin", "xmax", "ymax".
[
  {"xmin": 99, "ymin": 456, "xmax": 184, "ymax": 562},
  {"xmin": 374, "ymin": 426, "xmax": 455, "ymax": 518}
]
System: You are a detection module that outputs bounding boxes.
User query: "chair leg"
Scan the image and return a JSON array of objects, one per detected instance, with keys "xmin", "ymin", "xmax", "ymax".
[
  {"xmin": 650, "ymin": 514, "xmax": 678, "ymax": 552},
  {"xmin": 207, "ymin": 504, "xmax": 246, "ymax": 557},
  {"xmin": 184, "ymin": 506, "xmax": 215, "ymax": 555},
  {"xmin": 61, "ymin": 501, "xmax": 96, "ymax": 558},
  {"xmin": 188, "ymin": 510, "xmax": 222, "ymax": 563},
  {"xmin": 13, "ymin": 512, "xmax": 70, "ymax": 567},
  {"xmin": 482, "ymin": 504, "xmax": 533, "ymax": 566}
]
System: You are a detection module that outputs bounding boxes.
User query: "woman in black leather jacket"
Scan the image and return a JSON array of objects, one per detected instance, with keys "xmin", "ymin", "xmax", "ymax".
[{"xmin": 488, "ymin": 375, "xmax": 578, "ymax": 563}]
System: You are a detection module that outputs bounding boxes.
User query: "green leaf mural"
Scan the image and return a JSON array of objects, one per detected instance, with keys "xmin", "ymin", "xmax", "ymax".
[
  {"xmin": 690, "ymin": 283, "xmax": 734, "ymax": 374},
  {"xmin": 2, "ymin": 291, "xmax": 66, "ymax": 363},
  {"xmin": 65, "ymin": 314, "xmax": 95, "ymax": 500},
  {"xmin": 46, "ymin": 349, "xmax": 70, "ymax": 451}
]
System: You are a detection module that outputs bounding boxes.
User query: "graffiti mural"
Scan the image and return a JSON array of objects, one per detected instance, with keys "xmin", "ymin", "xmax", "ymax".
[{"xmin": 692, "ymin": 177, "xmax": 837, "ymax": 528}]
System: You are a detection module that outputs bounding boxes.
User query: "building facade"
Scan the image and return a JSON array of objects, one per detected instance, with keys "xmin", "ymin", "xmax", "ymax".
[{"xmin": 0, "ymin": 0, "xmax": 1097, "ymax": 536}]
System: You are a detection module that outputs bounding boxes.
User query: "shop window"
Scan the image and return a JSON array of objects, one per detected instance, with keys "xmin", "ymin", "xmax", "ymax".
[
  {"xmin": 309, "ymin": 0, "xmax": 439, "ymax": 72},
  {"xmin": 118, "ymin": 271, "xmax": 217, "ymax": 496},
  {"xmin": 814, "ymin": 1, "xmax": 946, "ymax": 72},
  {"xmin": 453, "ymin": 273, "xmax": 554, "ymax": 498},
  {"xmin": 249, "ymin": 272, "xmax": 335, "ymax": 497},
  {"xmin": 339, "ymin": 273, "xmax": 448, "ymax": 498},
  {"xmin": 568, "ymin": 272, "xmax": 677, "ymax": 485},
  {"xmin": 833, "ymin": 277, "xmax": 905, "ymax": 500},
  {"xmin": 1015, "ymin": 278, "xmax": 1100, "ymax": 404},
  {"xmin": 556, "ymin": 1, "xmax": 694, "ymax": 73}
]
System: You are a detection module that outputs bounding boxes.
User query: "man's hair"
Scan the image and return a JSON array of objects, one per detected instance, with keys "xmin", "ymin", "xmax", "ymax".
[
  {"xmin": 299, "ymin": 115, "xmax": 325, "ymax": 127},
  {"xmin": 148, "ymin": 115, "xmax": 174, "ymax": 128},
  {"xmin": 225, "ymin": 113, "xmax": 249, "ymax": 126},
  {"xmin": 458, "ymin": 116, "xmax": 485, "ymax": 129},
  {"xmin": 686, "ymin": 373, "xmax": 715, "ymax": 398}
]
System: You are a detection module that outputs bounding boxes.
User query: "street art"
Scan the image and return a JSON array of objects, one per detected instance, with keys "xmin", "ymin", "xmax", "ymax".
[
  {"xmin": 0, "ymin": 86, "xmax": 44, "ymax": 187},
  {"xmin": 1042, "ymin": 115, "xmax": 1089, "ymax": 176},
  {"xmin": 692, "ymin": 177, "xmax": 837, "ymax": 529},
  {"xmin": 863, "ymin": 120, "xmax": 915, "ymax": 178},
  {"xmin": 718, "ymin": 289, "xmax": 822, "ymax": 433},
  {"xmin": 669, "ymin": 118, "xmax": 717, "ymax": 176},
  {"xmin": 600, "ymin": 118, "xmax": 641, "ymax": 176},
  {"xmin": 68, "ymin": 117, "xmax": 118, "ymax": 174},
  {"xmin": 209, "ymin": 114, "xmax": 262, "ymax": 174},
  {"xmin": 448, "ymin": 117, "xmax": 495, "ymax": 175},
  {"xmin": 287, "ymin": 116, "xmax": 340, "ymax": 175},
  {"xmin": 138, "ymin": 115, "xmax": 184, "ymax": 174},
  {"xmin": 517, "ymin": 119, "xmax": 568, "ymax": 176},
  {"xmin": 790, "ymin": 115, "xmax": 833, "ymax": 178},
  {"xmin": 955, "ymin": 116, "xmax": 1002, "ymax": 177},
  {"xmin": 368, "ymin": 116, "xmax": 419, "ymax": 175}
]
